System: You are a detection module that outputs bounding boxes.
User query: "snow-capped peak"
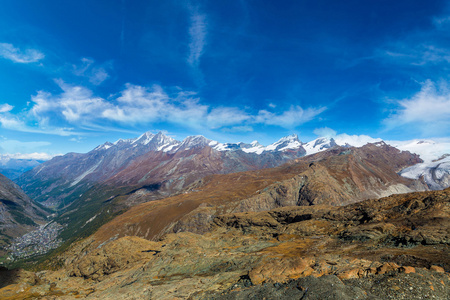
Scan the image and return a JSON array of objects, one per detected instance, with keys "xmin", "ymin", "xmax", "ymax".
[
  {"xmin": 240, "ymin": 141, "xmax": 266, "ymax": 154},
  {"xmin": 113, "ymin": 138, "xmax": 135, "ymax": 145},
  {"xmin": 93, "ymin": 142, "xmax": 114, "ymax": 151},
  {"xmin": 174, "ymin": 135, "xmax": 214, "ymax": 151},
  {"xmin": 303, "ymin": 137, "xmax": 337, "ymax": 155},
  {"xmin": 152, "ymin": 132, "xmax": 179, "ymax": 152},
  {"xmin": 266, "ymin": 134, "xmax": 302, "ymax": 152},
  {"xmin": 132, "ymin": 131, "xmax": 155, "ymax": 145}
]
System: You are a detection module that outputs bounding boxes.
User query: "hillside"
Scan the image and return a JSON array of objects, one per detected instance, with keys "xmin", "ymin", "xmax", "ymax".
[
  {"xmin": 0, "ymin": 174, "xmax": 49, "ymax": 257},
  {"xmin": 71, "ymin": 143, "xmax": 427, "ymax": 249},
  {"xmin": 1, "ymin": 186, "xmax": 448, "ymax": 299}
]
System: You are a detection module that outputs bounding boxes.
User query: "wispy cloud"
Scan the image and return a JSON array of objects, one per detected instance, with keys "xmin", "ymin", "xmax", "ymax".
[
  {"xmin": 376, "ymin": 13, "xmax": 450, "ymax": 68},
  {"xmin": 0, "ymin": 152, "xmax": 55, "ymax": 161},
  {"xmin": 384, "ymin": 79, "xmax": 450, "ymax": 136},
  {"xmin": 312, "ymin": 127, "xmax": 382, "ymax": 146},
  {"xmin": 379, "ymin": 44, "xmax": 450, "ymax": 66},
  {"xmin": 256, "ymin": 106, "xmax": 327, "ymax": 129},
  {"xmin": 0, "ymin": 43, "xmax": 44, "ymax": 63},
  {"xmin": 0, "ymin": 112, "xmax": 78, "ymax": 136},
  {"xmin": 72, "ymin": 58, "xmax": 110, "ymax": 85},
  {"xmin": 433, "ymin": 15, "xmax": 450, "ymax": 28},
  {"xmin": 0, "ymin": 137, "xmax": 52, "ymax": 158},
  {"xmin": 1, "ymin": 82, "xmax": 326, "ymax": 135},
  {"xmin": 206, "ymin": 107, "xmax": 250, "ymax": 129},
  {"xmin": 313, "ymin": 127, "xmax": 337, "ymax": 137},
  {"xmin": 32, "ymin": 80, "xmax": 106, "ymax": 123},
  {"xmin": 0, "ymin": 104, "xmax": 14, "ymax": 113},
  {"xmin": 187, "ymin": 9, "xmax": 207, "ymax": 68},
  {"xmin": 221, "ymin": 125, "xmax": 254, "ymax": 133}
]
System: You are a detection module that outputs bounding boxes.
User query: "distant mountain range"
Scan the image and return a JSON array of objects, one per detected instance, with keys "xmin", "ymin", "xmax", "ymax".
[
  {"xmin": 0, "ymin": 156, "xmax": 44, "ymax": 180},
  {"xmin": 16, "ymin": 132, "xmax": 310, "ymax": 208},
  {"xmin": 16, "ymin": 133, "xmax": 450, "ymax": 206}
]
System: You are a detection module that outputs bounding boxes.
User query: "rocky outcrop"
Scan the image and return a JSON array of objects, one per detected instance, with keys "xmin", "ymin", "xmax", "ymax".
[{"xmin": 1, "ymin": 188, "xmax": 448, "ymax": 299}]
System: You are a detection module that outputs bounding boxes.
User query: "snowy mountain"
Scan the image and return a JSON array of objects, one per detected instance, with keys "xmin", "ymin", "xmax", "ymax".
[
  {"xmin": 17, "ymin": 132, "xmax": 310, "ymax": 208},
  {"xmin": 400, "ymin": 155, "xmax": 450, "ymax": 190},
  {"xmin": 212, "ymin": 134, "xmax": 305, "ymax": 155},
  {"xmin": 303, "ymin": 137, "xmax": 338, "ymax": 155},
  {"xmin": 389, "ymin": 139, "xmax": 450, "ymax": 190},
  {"xmin": 388, "ymin": 139, "xmax": 450, "ymax": 163},
  {"xmin": 17, "ymin": 131, "xmax": 450, "ymax": 208}
]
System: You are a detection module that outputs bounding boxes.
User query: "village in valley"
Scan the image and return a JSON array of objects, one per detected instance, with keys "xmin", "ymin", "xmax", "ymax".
[{"xmin": 7, "ymin": 221, "xmax": 63, "ymax": 261}]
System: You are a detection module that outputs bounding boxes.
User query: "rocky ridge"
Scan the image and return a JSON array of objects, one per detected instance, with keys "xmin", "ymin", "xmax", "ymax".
[{"xmin": 0, "ymin": 187, "xmax": 448, "ymax": 299}]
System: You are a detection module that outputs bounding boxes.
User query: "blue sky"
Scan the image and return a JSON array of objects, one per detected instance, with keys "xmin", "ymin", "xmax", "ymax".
[{"xmin": 0, "ymin": 0, "xmax": 450, "ymax": 157}]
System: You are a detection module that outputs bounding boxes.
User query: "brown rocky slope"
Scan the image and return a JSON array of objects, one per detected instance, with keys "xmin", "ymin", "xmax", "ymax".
[
  {"xmin": 91, "ymin": 143, "xmax": 427, "ymax": 246},
  {"xmin": 0, "ymin": 187, "xmax": 448, "ymax": 299}
]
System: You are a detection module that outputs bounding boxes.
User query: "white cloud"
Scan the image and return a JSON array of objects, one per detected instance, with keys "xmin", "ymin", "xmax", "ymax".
[
  {"xmin": 0, "ymin": 103, "xmax": 13, "ymax": 113},
  {"xmin": 206, "ymin": 107, "xmax": 250, "ymax": 129},
  {"xmin": 312, "ymin": 127, "xmax": 382, "ymax": 147},
  {"xmin": 187, "ymin": 10, "xmax": 207, "ymax": 67},
  {"xmin": 0, "ymin": 152, "xmax": 55, "ymax": 161},
  {"xmin": 0, "ymin": 112, "xmax": 78, "ymax": 136},
  {"xmin": 2, "ymin": 82, "xmax": 326, "ymax": 135},
  {"xmin": 256, "ymin": 106, "xmax": 326, "ymax": 128},
  {"xmin": 376, "ymin": 12, "xmax": 450, "ymax": 68},
  {"xmin": 103, "ymin": 84, "xmax": 170, "ymax": 123},
  {"xmin": 334, "ymin": 134, "xmax": 382, "ymax": 147},
  {"xmin": 0, "ymin": 137, "xmax": 52, "ymax": 157},
  {"xmin": 379, "ymin": 44, "xmax": 450, "ymax": 66},
  {"xmin": 73, "ymin": 58, "xmax": 110, "ymax": 85},
  {"xmin": 0, "ymin": 97, "xmax": 80, "ymax": 136},
  {"xmin": 313, "ymin": 127, "xmax": 337, "ymax": 137},
  {"xmin": 0, "ymin": 43, "xmax": 44, "ymax": 63},
  {"xmin": 384, "ymin": 79, "xmax": 450, "ymax": 135},
  {"xmin": 32, "ymin": 80, "xmax": 107, "ymax": 123},
  {"xmin": 89, "ymin": 67, "xmax": 109, "ymax": 85}
]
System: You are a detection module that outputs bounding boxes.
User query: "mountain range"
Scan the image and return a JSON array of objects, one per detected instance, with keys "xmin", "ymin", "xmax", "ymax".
[
  {"xmin": 6, "ymin": 132, "xmax": 446, "ymax": 248},
  {"xmin": 16, "ymin": 133, "xmax": 450, "ymax": 209},
  {"xmin": 1, "ymin": 130, "xmax": 449, "ymax": 299}
]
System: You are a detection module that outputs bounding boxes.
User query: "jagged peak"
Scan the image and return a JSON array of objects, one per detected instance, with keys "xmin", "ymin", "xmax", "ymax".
[
  {"xmin": 175, "ymin": 135, "xmax": 215, "ymax": 151},
  {"xmin": 303, "ymin": 137, "xmax": 337, "ymax": 155},
  {"xmin": 266, "ymin": 134, "xmax": 303, "ymax": 151},
  {"xmin": 373, "ymin": 141, "xmax": 388, "ymax": 147},
  {"xmin": 93, "ymin": 142, "xmax": 114, "ymax": 151},
  {"xmin": 132, "ymin": 131, "xmax": 155, "ymax": 145},
  {"xmin": 250, "ymin": 140, "xmax": 262, "ymax": 147}
]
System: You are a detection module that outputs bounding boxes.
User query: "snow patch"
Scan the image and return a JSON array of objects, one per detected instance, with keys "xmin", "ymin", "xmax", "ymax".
[
  {"xmin": 85, "ymin": 214, "xmax": 97, "ymax": 225},
  {"xmin": 70, "ymin": 159, "xmax": 103, "ymax": 187}
]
